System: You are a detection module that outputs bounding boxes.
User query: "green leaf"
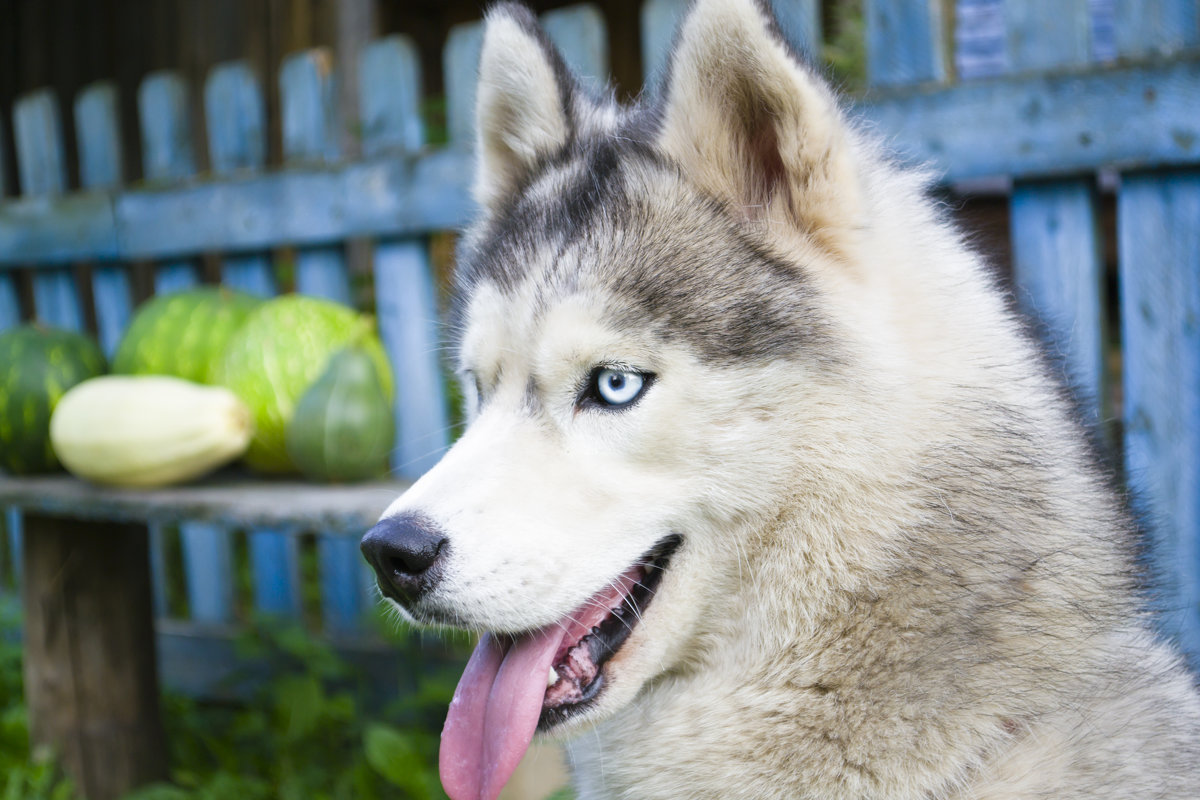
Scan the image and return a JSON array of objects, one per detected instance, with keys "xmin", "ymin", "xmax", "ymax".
[
  {"xmin": 275, "ymin": 675, "xmax": 325, "ymax": 741},
  {"xmin": 543, "ymin": 788, "xmax": 577, "ymax": 800},
  {"xmin": 363, "ymin": 723, "xmax": 440, "ymax": 797}
]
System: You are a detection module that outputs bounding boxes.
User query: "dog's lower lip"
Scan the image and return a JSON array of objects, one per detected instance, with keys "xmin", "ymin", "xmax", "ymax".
[{"xmin": 537, "ymin": 533, "xmax": 683, "ymax": 731}]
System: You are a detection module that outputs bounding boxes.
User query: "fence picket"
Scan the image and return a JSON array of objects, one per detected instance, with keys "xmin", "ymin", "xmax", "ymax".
[
  {"xmin": 1112, "ymin": 0, "xmax": 1199, "ymax": 57},
  {"xmin": 76, "ymin": 83, "xmax": 134, "ymax": 357},
  {"xmin": 1006, "ymin": 0, "xmax": 1090, "ymax": 70},
  {"xmin": 864, "ymin": 0, "xmax": 947, "ymax": 87},
  {"xmin": 542, "ymin": 5, "xmax": 609, "ymax": 88},
  {"xmin": 14, "ymin": 90, "xmax": 84, "ymax": 331},
  {"xmin": 1004, "ymin": 0, "xmax": 1108, "ymax": 432},
  {"xmin": 206, "ymin": 63, "xmax": 276, "ymax": 297},
  {"xmin": 139, "ymin": 71, "xmax": 236, "ymax": 624},
  {"xmin": 281, "ymin": 51, "xmax": 352, "ymax": 305},
  {"xmin": 1118, "ymin": 172, "xmax": 1200, "ymax": 660},
  {"xmin": 444, "ymin": 21, "xmax": 484, "ymax": 148},
  {"xmin": 74, "ymin": 81, "xmax": 172, "ymax": 616},
  {"xmin": 203, "ymin": 61, "xmax": 302, "ymax": 619},
  {"xmin": 0, "ymin": 112, "xmax": 15, "ymax": 325},
  {"xmin": 5, "ymin": 509, "xmax": 20, "ymax": 592},
  {"xmin": 360, "ymin": 38, "xmax": 424, "ymax": 156},
  {"xmin": 0, "ymin": 120, "xmax": 16, "ymax": 597},
  {"xmin": 139, "ymin": 73, "xmax": 202, "ymax": 295},
  {"xmin": 362, "ymin": 36, "xmax": 449, "ymax": 483},
  {"xmin": 264, "ymin": 48, "xmax": 361, "ymax": 622},
  {"xmin": 641, "ymin": 0, "xmax": 819, "ymax": 83},
  {"xmin": 1111, "ymin": 0, "xmax": 1200, "ymax": 667},
  {"xmin": 1010, "ymin": 182, "xmax": 1106, "ymax": 417}
]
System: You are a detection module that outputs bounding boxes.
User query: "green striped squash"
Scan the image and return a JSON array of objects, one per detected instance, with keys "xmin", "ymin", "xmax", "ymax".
[
  {"xmin": 0, "ymin": 324, "xmax": 107, "ymax": 474},
  {"xmin": 211, "ymin": 295, "xmax": 394, "ymax": 474},
  {"xmin": 113, "ymin": 287, "xmax": 261, "ymax": 384}
]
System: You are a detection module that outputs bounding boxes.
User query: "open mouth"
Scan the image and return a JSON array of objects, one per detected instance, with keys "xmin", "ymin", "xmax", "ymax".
[
  {"xmin": 439, "ymin": 533, "xmax": 682, "ymax": 800},
  {"xmin": 538, "ymin": 533, "xmax": 682, "ymax": 727}
]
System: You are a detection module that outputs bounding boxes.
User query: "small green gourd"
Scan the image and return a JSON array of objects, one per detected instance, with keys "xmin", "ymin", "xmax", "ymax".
[{"xmin": 285, "ymin": 347, "xmax": 394, "ymax": 482}]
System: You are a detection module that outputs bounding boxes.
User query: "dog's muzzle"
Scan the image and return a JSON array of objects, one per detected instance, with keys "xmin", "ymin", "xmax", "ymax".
[{"xmin": 361, "ymin": 512, "xmax": 449, "ymax": 605}]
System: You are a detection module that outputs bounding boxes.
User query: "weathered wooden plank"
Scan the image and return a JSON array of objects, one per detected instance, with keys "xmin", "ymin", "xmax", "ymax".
[
  {"xmin": 22, "ymin": 514, "xmax": 167, "ymax": 800},
  {"xmin": 139, "ymin": 71, "xmax": 231, "ymax": 623},
  {"xmin": 350, "ymin": 32, "xmax": 447, "ymax": 631},
  {"xmin": 641, "ymin": 0, "xmax": 819, "ymax": 84},
  {"xmin": 282, "ymin": 45, "xmax": 363, "ymax": 626},
  {"xmin": 5, "ymin": 508, "xmax": 21, "ymax": 590},
  {"xmin": 640, "ymin": 0, "xmax": 686, "ymax": 83},
  {"xmin": 1091, "ymin": 0, "xmax": 1118, "ymax": 62},
  {"xmin": 6, "ymin": 58, "xmax": 1200, "ymax": 265},
  {"xmin": 281, "ymin": 50, "xmax": 340, "ymax": 165},
  {"xmin": 14, "ymin": 90, "xmax": 84, "ymax": 331},
  {"xmin": 1, "ymin": 151, "xmax": 473, "ymax": 265},
  {"xmin": 1112, "ymin": 0, "xmax": 1199, "ymax": 58},
  {"xmin": 360, "ymin": 37, "xmax": 424, "ymax": 156},
  {"xmin": 1010, "ymin": 180, "xmax": 1106, "ymax": 422},
  {"xmin": 864, "ymin": 0, "xmax": 947, "ymax": 87},
  {"xmin": 1006, "ymin": 0, "xmax": 1091, "ymax": 71},
  {"xmin": 0, "ymin": 191, "xmax": 120, "ymax": 265},
  {"xmin": 75, "ymin": 83, "xmax": 125, "ymax": 190},
  {"xmin": 444, "ymin": 21, "xmax": 484, "ymax": 147},
  {"xmin": 76, "ymin": 82, "xmax": 134, "ymax": 356},
  {"xmin": 205, "ymin": 62, "xmax": 267, "ymax": 174},
  {"xmin": 140, "ymin": 72, "xmax": 202, "ymax": 294},
  {"xmin": 0, "ymin": 97, "xmax": 16, "ymax": 326},
  {"xmin": 858, "ymin": 56, "xmax": 1200, "ymax": 182},
  {"xmin": 0, "ymin": 474, "xmax": 408, "ymax": 538},
  {"xmin": 1118, "ymin": 170, "xmax": 1200, "ymax": 663},
  {"xmin": 541, "ymin": 4, "xmax": 609, "ymax": 89},
  {"xmin": 206, "ymin": 62, "xmax": 277, "ymax": 296},
  {"xmin": 138, "ymin": 73, "xmax": 197, "ymax": 184},
  {"xmin": 318, "ymin": 534, "xmax": 364, "ymax": 632},
  {"xmin": 248, "ymin": 527, "xmax": 302, "ymax": 617},
  {"xmin": 205, "ymin": 62, "xmax": 292, "ymax": 615},
  {"xmin": 282, "ymin": 49, "xmax": 352, "ymax": 304},
  {"xmin": 955, "ymin": 0, "xmax": 1007, "ymax": 79},
  {"xmin": 361, "ymin": 28, "xmax": 449, "ymax": 483},
  {"xmin": 13, "ymin": 90, "xmax": 69, "ymax": 197},
  {"xmin": 1006, "ymin": 1, "xmax": 1107, "ymax": 434},
  {"xmin": 373, "ymin": 241, "xmax": 448, "ymax": 479}
]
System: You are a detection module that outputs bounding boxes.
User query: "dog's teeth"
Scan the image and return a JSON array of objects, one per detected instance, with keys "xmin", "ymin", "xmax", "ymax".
[
  {"xmin": 642, "ymin": 564, "xmax": 652, "ymax": 575},
  {"xmin": 547, "ymin": 666, "xmax": 559, "ymax": 687}
]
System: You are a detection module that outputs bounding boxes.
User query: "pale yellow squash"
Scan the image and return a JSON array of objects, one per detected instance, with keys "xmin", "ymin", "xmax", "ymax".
[{"xmin": 50, "ymin": 375, "xmax": 252, "ymax": 488}]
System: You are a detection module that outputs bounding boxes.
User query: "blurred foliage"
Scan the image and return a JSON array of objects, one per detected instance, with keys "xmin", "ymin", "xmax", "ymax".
[
  {"xmin": 823, "ymin": 0, "xmax": 867, "ymax": 93},
  {"xmin": 0, "ymin": 603, "xmax": 467, "ymax": 800}
]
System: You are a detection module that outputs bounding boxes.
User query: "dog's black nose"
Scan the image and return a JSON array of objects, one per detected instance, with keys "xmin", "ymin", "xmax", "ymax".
[{"xmin": 360, "ymin": 513, "xmax": 448, "ymax": 604}]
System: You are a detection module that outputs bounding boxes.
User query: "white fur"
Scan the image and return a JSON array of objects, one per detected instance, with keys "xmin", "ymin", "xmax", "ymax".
[{"xmin": 379, "ymin": 0, "xmax": 1200, "ymax": 797}]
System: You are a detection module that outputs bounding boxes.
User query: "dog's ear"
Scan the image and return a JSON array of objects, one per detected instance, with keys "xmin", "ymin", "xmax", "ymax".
[
  {"xmin": 473, "ymin": 4, "xmax": 573, "ymax": 212},
  {"xmin": 657, "ymin": 0, "xmax": 863, "ymax": 246}
]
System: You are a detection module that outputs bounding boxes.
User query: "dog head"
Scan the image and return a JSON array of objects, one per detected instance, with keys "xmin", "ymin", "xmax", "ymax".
[{"xmin": 361, "ymin": 0, "xmax": 983, "ymax": 796}]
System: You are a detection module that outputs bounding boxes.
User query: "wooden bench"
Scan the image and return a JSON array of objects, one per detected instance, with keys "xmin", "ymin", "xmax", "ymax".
[{"xmin": 2, "ymin": 2, "xmax": 1198, "ymax": 798}]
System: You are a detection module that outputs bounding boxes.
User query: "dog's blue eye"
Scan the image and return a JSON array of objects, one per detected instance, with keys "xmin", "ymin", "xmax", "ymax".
[{"xmin": 593, "ymin": 369, "xmax": 647, "ymax": 408}]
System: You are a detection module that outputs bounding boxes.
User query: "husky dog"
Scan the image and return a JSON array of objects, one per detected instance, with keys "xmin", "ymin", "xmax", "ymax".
[{"xmin": 361, "ymin": 0, "xmax": 1200, "ymax": 797}]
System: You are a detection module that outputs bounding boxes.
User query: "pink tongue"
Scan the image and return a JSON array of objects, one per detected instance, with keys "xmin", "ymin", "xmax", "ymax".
[
  {"xmin": 439, "ymin": 627, "xmax": 567, "ymax": 800},
  {"xmin": 438, "ymin": 568, "xmax": 642, "ymax": 800}
]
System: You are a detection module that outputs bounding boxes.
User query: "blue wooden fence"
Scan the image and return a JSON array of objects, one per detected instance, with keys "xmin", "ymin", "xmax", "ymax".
[{"xmin": 1, "ymin": 0, "xmax": 1199, "ymax": 677}]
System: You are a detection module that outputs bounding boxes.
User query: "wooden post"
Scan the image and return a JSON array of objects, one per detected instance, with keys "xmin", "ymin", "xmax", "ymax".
[{"xmin": 22, "ymin": 514, "xmax": 167, "ymax": 800}]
